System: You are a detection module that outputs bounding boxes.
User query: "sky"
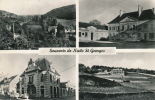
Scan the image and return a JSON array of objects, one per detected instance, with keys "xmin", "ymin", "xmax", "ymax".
[
  {"xmin": 79, "ymin": 0, "xmax": 155, "ymax": 24},
  {"xmin": 79, "ymin": 53, "xmax": 155, "ymax": 70},
  {"xmin": 0, "ymin": 0, "xmax": 75, "ymax": 15},
  {"xmin": 0, "ymin": 54, "xmax": 76, "ymax": 85}
]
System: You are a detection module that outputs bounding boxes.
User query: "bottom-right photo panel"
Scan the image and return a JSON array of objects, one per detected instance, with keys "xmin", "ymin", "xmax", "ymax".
[{"xmin": 79, "ymin": 53, "xmax": 155, "ymax": 100}]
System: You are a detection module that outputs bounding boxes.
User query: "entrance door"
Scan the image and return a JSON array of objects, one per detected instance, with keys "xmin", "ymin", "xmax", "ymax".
[
  {"xmin": 91, "ymin": 32, "xmax": 93, "ymax": 40},
  {"xmin": 27, "ymin": 85, "xmax": 36, "ymax": 97},
  {"xmin": 40, "ymin": 86, "xmax": 44, "ymax": 97}
]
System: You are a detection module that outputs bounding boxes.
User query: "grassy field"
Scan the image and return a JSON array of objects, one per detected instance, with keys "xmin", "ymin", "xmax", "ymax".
[
  {"xmin": 79, "ymin": 41, "xmax": 155, "ymax": 49},
  {"xmin": 96, "ymin": 72, "xmax": 155, "ymax": 91},
  {"xmin": 79, "ymin": 92, "xmax": 155, "ymax": 100}
]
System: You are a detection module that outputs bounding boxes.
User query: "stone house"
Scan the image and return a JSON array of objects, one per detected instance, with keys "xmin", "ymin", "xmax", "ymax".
[
  {"xmin": 19, "ymin": 58, "xmax": 60, "ymax": 98},
  {"xmin": 108, "ymin": 6, "xmax": 155, "ymax": 41},
  {"xmin": 18, "ymin": 58, "xmax": 75, "ymax": 98}
]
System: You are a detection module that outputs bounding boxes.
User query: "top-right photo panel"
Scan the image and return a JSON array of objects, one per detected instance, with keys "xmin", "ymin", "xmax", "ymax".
[{"xmin": 79, "ymin": 0, "xmax": 155, "ymax": 49}]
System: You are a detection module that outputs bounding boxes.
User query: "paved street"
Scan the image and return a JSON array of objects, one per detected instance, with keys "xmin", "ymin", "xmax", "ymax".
[{"xmin": 0, "ymin": 95, "xmax": 75, "ymax": 100}]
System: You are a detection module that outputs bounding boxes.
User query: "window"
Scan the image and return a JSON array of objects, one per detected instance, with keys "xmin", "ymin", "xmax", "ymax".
[
  {"xmin": 29, "ymin": 75, "xmax": 33, "ymax": 83},
  {"xmin": 150, "ymin": 24, "xmax": 153, "ymax": 29},
  {"xmin": 22, "ymin": 88, "xmax": 24, "ymax": 94},
  {"xmin": 127, "ymin": 25, "xmax": 128, "ymax": 30},
  {"xmin": 41, "ymin": 74, "xmax": 44, "ymax": 82},
  {"xmin": 82, "ymin": 33, "xmax": 84, "ymax": 35},
  {"xmin": 143, "ymin": 24, "xmax": 147, "ymax": 28},
  {"xmin": 57, "ymin": 78, "xmax": 60, "ymax": 84},
  {"xmin": 133, "ymin": 25, "xmax": 136, "ymax": 30},
  {"xmin": 85, "ymin": 32, "xmax": 87, "ymax": 37},
  {"xmin": 138, "ymin": 26, "xmax": 142, "ymax": 30},
  {"xmin": 79, "ymin": 32, "xmax": 81, "ymax": 37},
  {"xmin": 117, "ymin": 26, "xmax": 119, "ymax": 31},
  {"xmin": 50, "ymin": 74, "xmax": 52, "ymax": 82},
  {"xmin": 138, "ymin": 33, "xmax": 141, "ymax": 38},
  {"xmin": 121, "ymin": 26, "xmax": 124, "ymax": 30},
  {"xmin": 149, "ymin": 33, "xmax": 154, "ymax": 39},
  {"xmin": 21, "ymin": 78, "xmax": 24, "ymax": 85},
  {"xmin": 109, "ymin": 27, "xmax": 111, "ymax": 30}
]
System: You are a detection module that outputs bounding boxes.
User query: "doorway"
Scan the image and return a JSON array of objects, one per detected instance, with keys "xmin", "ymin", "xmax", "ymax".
[
  {"xmin": 40, "ymin": 86, "xmax": 44, "ymax": 97},
  {"xmin": 91, "ymin": 32, "xmax": 93, "ymax": 40},
  {"xmin": 27, "ymin": 85, "xmax": 36, "ymax": 96}
]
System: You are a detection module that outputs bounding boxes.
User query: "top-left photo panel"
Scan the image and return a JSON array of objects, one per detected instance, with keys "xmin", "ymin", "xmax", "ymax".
[{"xmin": 0, "ymin": 0, "xmax": 76, "ymax": 50}]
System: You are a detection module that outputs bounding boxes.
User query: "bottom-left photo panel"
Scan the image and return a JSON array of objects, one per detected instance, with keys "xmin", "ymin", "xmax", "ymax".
[{"xmin": 0, "ymin": 54, "xmax": 76, "ymax": 100}]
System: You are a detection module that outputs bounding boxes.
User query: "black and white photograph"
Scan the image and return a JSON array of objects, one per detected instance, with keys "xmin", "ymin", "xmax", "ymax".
[
  {"xmin": 79, "ymin": 53, "xmax": 155, "ymax": 100},
  {"xmin": 79, "ymin": 0, "xmax": 155, "ymax": 49},
  {"xmin": 0, "ymin": 54, "xmax": 76, "ymax": 100},
  {"xmin": 0, "ymin": 0, "xmax": 76, "ymax": 50}
]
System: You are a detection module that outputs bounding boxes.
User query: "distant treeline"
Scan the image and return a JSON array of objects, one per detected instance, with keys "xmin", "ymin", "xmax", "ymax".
[{"xmin": 79, "ymin": 64, "xmax": 155, "ymax": 75}]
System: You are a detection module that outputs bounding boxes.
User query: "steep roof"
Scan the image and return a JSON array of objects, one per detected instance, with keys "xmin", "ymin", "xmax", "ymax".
[
  {"xmin": 35, "ymin": 58, "xmax": 51, "ymax": 71},
  {"xmin": 0, "ymin": 75, "xmax": 17, "ymax": 84},
  {"xmin": 108, "ymin": 9, "xmax": 155, "ymax": 24},
  {"xmin": 79, "ymin": 22, "xmax": 108, "ymax": 30},
  {"xmin": 20, "ymin": 58, "xmax": 60, "ymax": 77}
]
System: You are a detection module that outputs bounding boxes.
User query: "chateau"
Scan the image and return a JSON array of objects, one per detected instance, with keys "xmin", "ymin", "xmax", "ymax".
[{"xmin": 108, "ymin": 6, "xmax": 155, "ymax": 41}]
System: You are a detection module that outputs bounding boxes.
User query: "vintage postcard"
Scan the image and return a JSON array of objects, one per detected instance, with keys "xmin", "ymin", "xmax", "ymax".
[
  {"xmin": 0, "ymin": 0, "xmax": 76, "ymax": 50},
  {"xmin": 79, "ymin": 0, "xmax": 155, "ymax": 49},
  {"xmin": 0, "ymin": 54, "xmax": 76, "ymax": 99},
  {"xmin": 79, "ymin": 53, "xmax": 155, "ymax": 100}
]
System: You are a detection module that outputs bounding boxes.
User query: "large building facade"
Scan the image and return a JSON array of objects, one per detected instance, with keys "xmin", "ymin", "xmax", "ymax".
[
  {"xmin": 79, "ymin": 22, "xmax": 108, "ymax": 41},
  {"xmin": 18, "ymin": 58, "xmax": 74, "ymax": 98},
  {"xmin": 108, "ymin": 6, "xmax": 155, "ymax": 41}
]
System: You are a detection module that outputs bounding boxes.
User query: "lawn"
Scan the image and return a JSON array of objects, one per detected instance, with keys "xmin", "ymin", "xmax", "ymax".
[{"xmin": 79, "ymin": 41, "xmax": 155, "ymax": 49}]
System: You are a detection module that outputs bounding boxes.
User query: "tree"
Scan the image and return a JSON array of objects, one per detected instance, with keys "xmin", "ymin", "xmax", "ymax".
[{"xmin": 90, "ymin": 19, "xmax": 101, "ymax": 25}]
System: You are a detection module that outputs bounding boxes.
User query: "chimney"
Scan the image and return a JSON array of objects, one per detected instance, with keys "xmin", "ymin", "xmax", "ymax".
[
  {"xmin": 120, "ymin": 10, "xmax": 125, "ymax": 17},
  {"xmin": 152, "ymin": 8, "xmax": 155, "ymax": 14},
  {"xmin": 138, "ymin": 5, "xmax": 143, "ymax": 16}
]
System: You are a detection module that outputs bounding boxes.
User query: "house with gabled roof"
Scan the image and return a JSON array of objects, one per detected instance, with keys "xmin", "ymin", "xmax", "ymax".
[
  {"xmin": 108, "ymin": 6, "xmax": 155, "ymax": 41},
  {"xmin": 0, "ymin": 75, "xmax": 19, "ymax": 96},
  {"xmin": 19, "ymin": 58, "xmax": 61, "ymax": 98},
  {"xmin": 79, "ymin": 22, "xmax": 108, "ymax": 41}
]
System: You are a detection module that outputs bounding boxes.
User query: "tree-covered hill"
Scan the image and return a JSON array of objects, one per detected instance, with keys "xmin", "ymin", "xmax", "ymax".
[{"xmin": 44, "ymin": 4, "xmax": 76, "ymax": 20}]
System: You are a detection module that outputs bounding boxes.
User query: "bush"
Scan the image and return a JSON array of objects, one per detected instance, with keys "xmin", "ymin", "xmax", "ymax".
[{"xmin": 100, "ymin": 37, "xmax": 109, "ymax": 41}]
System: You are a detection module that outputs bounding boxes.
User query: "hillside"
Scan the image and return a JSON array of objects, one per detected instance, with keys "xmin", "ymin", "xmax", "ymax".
[
  {"xmin": 0, "ymin": 10, "xmax": 17, "ymax": 18},
  {"xmin": 44, "ymin": 4, "xmax": 76, "ymax": 20}
]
